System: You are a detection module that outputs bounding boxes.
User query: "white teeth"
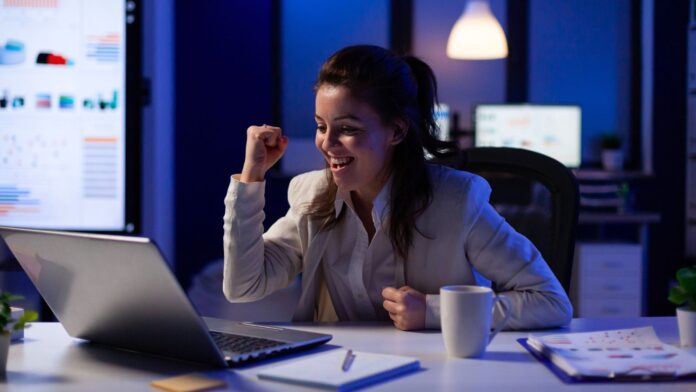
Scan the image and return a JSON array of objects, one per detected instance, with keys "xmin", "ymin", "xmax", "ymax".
[{"xmin": 330, "ymin": 157, "xmax": 352, "ymax": 165}]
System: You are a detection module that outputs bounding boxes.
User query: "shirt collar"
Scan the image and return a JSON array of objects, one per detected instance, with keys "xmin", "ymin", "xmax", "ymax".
[{"xmin": 333, "ymin": 176, "xmax": 393, "ymax": 229}]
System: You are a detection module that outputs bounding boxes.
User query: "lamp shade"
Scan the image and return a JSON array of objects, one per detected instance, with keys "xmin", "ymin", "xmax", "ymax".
[{"xmin": 447, "ymin": 0, "xmax": 508, "ymax": 60}]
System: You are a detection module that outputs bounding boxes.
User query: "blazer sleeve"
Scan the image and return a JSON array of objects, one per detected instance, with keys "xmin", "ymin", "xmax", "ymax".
[
  {"xmin": 463, "ymin": 175, "xmax": 573, "ymax": 330},
  {"xmin": 222, "ymin": 175, "xmax": 304, "ymax": 302}
]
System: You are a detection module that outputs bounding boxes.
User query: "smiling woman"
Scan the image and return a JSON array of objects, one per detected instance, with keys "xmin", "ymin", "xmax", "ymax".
[
  {"xmin": 223, "ymin": 45, "xmax": 572, "ymax": 331},
  {"xmin": 313, "ymin": 84, "xmax": 402, "ymax": 240},
  {"xmin": 314, "ymin": 85, "xmax": 397, "ymax": 197}
]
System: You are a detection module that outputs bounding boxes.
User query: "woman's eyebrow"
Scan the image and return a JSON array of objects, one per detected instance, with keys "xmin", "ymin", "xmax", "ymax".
[
  {"xmin": 333, "ymin": 114, "xmax": 362, "ymax": 121},
  {"xmin": 314, "ymin": 114, "xmax": 362, "ymax": 122}
]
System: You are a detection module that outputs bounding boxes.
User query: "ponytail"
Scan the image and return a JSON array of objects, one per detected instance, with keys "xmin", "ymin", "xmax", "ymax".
[{"xmin": 402, "ymin": 55, "xmax": 458, "ymax": 158}]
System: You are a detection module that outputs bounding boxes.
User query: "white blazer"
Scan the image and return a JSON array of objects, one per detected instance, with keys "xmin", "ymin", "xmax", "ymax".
[{"xmin": 223, "ymin": 164, "xmax": 572, "ymax": 329}]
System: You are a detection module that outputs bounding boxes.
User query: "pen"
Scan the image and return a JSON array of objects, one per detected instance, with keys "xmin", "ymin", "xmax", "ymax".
[{"xmin": 342, "ymin": 349, "xmax": 356, "ymax": 372}]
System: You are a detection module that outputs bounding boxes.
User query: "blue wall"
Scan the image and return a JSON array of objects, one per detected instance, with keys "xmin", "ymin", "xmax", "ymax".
[
  {"xmin": 174, "ymin": 0, "xmax": 275, "ymax": 287},
  {"xmin": 281, "ymin": 0, "xmax": 390, "ymax": 137},
  {"xmin": 529, "ymin": 0, "xmax": 632, "ymax": 164},
  {"xmin": 412, "ymin": 0, "xmax": 507, "ymax": 129},
  {"xmin": 142, "ymin": 0, "xmax": 175, "ymax": 266}
]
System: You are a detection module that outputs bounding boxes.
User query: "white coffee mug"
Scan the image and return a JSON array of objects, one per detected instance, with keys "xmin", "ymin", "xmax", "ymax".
[{"xmin": 440, "ymin": 285, "xmax": 511, "ymax": 358}]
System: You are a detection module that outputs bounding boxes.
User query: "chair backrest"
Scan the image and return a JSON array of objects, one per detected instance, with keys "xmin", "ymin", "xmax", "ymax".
[{"xmin": 433, "ymin": 147, "xmax": 579, "ymax": 293}]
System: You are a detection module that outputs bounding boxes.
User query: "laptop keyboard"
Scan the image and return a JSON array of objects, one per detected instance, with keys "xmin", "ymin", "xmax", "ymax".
[{"xmin": 210, "ymin": 331, "xmax": 287, "ymax": 355}]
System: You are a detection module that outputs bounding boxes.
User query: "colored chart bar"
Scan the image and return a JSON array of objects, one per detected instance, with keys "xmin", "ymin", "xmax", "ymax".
[
  {"xmin": 86, "ymin": 33, "xmax": 121, "ymax": 63},
  {"xmin": 3, "ymin": 0, "xmax": 58, "ymax": 7},
  {"xmin": 83, "ymin": 137, "xmax": 118, "ymax": 199},
  {"xmin": 0, "ymin": 185, "xmax": 40, "ymax": 217}
]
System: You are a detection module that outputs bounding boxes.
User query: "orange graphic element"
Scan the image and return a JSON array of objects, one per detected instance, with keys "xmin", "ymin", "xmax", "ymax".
[
  {"xmin": 0, "ymin": 205, "xmax": 40, "ymax": 216},
  {"xmin": 88, "ymin": 33, "xmax": 120, "ymax": 43},
  {"xmin": 84, "ymin": 137, "xmax": 118, "ymax": 143}
]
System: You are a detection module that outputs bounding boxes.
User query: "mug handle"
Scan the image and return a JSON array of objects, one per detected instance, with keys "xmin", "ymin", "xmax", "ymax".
[{"xmin": 488, "ymin": 295, "xmax": 511, "ymax": 344}]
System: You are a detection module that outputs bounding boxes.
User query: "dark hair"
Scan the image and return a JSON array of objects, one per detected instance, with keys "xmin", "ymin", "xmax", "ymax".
[{"xmin": 306, "ymin": 45, "xmax": 456, "ymax": 259}]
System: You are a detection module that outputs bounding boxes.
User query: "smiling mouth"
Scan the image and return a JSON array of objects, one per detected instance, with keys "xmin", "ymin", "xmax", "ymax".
[{"xmin": 330, "ymin": 157, "xmax": 354, "ymax": 171}]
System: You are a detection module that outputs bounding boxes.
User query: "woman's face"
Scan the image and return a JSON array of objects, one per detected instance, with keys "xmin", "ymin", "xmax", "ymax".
[{"xmin": 314, "ymin": 84, "xmax": 402, "ymax": 201}]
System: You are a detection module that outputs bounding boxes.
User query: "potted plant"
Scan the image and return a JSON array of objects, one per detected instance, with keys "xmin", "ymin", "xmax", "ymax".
[
  {"xmin": 668, "ymin": 265, "xmax": 696, "ymax": 347},
  {"xmin": 0, "ymin": 292, "xmax": 38, "ymax": 373},
  {"xmin": 600, "ymin": 133, "xmax": 623, "ymax": 171}
]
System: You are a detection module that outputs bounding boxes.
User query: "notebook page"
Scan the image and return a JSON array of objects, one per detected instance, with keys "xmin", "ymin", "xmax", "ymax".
[{"xmin": 258, "ymin": 349, "xmax": 420, "ymax": 390}]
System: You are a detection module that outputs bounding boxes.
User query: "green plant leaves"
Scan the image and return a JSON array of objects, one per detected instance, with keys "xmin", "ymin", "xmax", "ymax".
[
  {"xmin": 0, "ymin": 292, "xmax": 37, "ymax": 334},
  {"xmin": 669, "ymin": 285, "xmax": 688, "ymax": 305},
  {"xmin": 669, "ymin": 266, "xmax": 696, "ymax": 311},
  {"xmin": 12, "ymin": 310, "xmax": 38, "ymax": 332},
  {"xmin": 677, "ymin": 267, "xmax": 696, "ymax": 294}
]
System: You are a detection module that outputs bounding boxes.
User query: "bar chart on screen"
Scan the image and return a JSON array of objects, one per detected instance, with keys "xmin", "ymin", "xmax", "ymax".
[
  {"xmin": 0, "ymin": 184, "xmax": 40, "ymax": 217},
  {"xmin": 0, "ymin": 0, "xmax": 131, "ymax": 231},
  {"xmin": 0, "ymin": 129, "xmax": 78, "ymax": 226}
]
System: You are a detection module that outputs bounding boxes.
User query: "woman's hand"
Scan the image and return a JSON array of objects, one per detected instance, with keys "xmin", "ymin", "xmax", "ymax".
[
  {"xmin": 382, "ymin": 286, "xmax": 426, "ymax": 331},
  {"xmin": 240, "ymin": 124, "xmax": 289, "ymax": 183}
]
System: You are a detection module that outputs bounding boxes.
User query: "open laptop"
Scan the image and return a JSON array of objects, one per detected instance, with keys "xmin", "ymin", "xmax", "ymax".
[{"xmin": 0, "ymin": 226, "xmax": 331, "ymax": 367}]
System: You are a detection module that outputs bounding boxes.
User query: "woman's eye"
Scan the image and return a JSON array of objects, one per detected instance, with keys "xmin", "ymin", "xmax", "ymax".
[
  {"xmin": 341, "ymin": 126, "xmax": 360, "ymax": 135},
  {"xmin": 316, "ymin": 125, "xmax": 327, "ymax": 133}
]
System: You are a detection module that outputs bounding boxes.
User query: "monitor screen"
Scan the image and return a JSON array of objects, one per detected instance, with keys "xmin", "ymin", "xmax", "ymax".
[
  {"xmin": 474, "ymin": 104, "xmax": 582, "ymax": 167},
  {"xmin": 434, "ymin": 103, "xmax": 450, "ymax": 141},
  {"xmin": 0, "ymin": 0, "xmax": 140, "ymax": 232}
]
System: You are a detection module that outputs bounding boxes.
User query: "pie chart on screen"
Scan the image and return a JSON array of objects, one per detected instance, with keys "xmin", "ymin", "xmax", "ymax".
[{"xmin": 0, "ymin": 40, "xmax": 25, "ymax": 65}]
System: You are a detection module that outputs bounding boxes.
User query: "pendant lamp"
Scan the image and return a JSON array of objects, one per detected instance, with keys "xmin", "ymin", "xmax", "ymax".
[{"xmin": 447, "ymin": 0, "xmax": 508, "ymax": 60}]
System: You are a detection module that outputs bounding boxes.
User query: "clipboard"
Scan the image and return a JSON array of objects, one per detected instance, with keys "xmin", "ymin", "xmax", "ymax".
[{"xmin": 518, "ymin": 330, "xmax": 696, "ymax": 384}]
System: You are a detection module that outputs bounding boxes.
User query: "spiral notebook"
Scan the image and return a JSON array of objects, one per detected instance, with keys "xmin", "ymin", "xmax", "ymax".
[
  {"xmin": 521, "ymin": 327, "xmax": 696, "ymax": 382},
  {"xmin": 257, "ymin": 349, "xmax": 420, "ymax": 391}
]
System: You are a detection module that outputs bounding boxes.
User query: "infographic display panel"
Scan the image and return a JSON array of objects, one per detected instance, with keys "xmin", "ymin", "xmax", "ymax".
[{"xmin": 0, "ymin": 0, "xmax": 129, "ymax": 230}]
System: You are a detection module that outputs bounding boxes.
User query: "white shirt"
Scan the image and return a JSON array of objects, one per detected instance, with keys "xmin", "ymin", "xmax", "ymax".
[
  {"xmin": 320, "ymin": 180, "xmax": 396, "ymax": 321},
  {"xmin": 222, "ymin": 164, "xmax": 573, "ymax": 330}
]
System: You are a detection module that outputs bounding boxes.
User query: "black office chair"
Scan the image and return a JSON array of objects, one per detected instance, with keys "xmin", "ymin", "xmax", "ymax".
[{"xmin": 432, "ymin": 147, "xmax": 579, "ymax": 294}]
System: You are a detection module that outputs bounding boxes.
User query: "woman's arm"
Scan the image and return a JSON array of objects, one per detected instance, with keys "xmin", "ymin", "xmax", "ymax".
[
  {"xmin": 222, "ymin": 175, "xmax": 304, "ymax": 302},
  {"xmin": 223, "ymin": 124, "xmax": 303, "ymax": 302},
  {"xmin": 464, "ymin": 176, "xmax": 573, "ymax": 330}
]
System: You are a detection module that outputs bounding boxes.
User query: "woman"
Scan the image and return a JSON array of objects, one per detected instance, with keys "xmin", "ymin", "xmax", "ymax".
[{"xmin": 223, "ymin": 45, "xmax": 572, "ymax": 331}]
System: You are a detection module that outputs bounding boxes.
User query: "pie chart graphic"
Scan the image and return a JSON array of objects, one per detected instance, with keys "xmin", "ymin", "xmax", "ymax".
[{"xmin": 0, "ymin": 40, "xmax": 26, "ymax": 65}]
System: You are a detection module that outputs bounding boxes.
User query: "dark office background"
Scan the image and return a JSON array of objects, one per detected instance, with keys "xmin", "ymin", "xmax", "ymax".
[
  {"xmin": 1, "ymin": 0, "xmax": 690, "ymax": 318},
  {"xmin": 156, "ymin": 0, "xmax": 690, "ymax": 315}
]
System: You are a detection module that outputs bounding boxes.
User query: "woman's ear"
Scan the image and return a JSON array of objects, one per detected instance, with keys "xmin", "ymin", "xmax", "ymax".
[{"xmin": 390, "ymin": 118, "xmax": 408, "ymax": 145}]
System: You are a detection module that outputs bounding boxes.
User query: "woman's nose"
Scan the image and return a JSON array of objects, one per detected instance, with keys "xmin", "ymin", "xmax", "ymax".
[{"xmin": 322, "ymin": 128, "xmax": 340, "ymax": 150}]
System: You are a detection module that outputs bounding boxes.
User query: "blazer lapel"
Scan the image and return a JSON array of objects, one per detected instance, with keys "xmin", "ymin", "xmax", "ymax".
[{"xmin": 292, "ymin": 226, "xmax": 330, "ymax": 321}]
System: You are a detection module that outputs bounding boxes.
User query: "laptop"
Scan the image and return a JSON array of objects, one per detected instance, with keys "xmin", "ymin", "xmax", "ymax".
[{"xmin": 0, "ymin": 226, "xmax": 331, "ymax": 367}]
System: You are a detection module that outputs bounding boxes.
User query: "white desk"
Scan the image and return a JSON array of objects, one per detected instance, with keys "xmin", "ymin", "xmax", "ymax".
[{"xmin": 3, "ymin": 317, "xmax": 695, "ymax": 391}]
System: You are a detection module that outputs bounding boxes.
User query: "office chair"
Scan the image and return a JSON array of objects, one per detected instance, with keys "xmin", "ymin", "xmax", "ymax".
[{"xmin": 432, "ymin": 147, "xmax": 579, "ymax": 294}]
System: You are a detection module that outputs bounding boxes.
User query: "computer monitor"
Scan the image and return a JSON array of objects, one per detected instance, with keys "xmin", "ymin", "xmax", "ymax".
[
  {"xmin": 434, "ymin": 103, "xmax": 450, "ymax": 141},
  {"xmin": 473, "ymin": 104, "xmax": 582, "ymax": 167},
  {"xmin": 0, "ymin": 0, "xmax": 141, "ymax": 232}
]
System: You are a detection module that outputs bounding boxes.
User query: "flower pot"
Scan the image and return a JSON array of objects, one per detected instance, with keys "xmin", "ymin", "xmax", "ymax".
[
  {"xmin": 601, "ymin": 149, "xmax": 623, "ymax": 172},
  {"xmin": 677, "ymin": 307, "xmax": 696, "ymax": 347},
  {"xmin": 0, "ymin": 333, "xmax": 9, "ymax": 374}
]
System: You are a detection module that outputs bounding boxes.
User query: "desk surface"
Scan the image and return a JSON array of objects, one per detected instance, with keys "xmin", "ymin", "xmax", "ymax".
[{"xmin": 4, "ymin": 317, "xmax": 695, "ymax": 391}]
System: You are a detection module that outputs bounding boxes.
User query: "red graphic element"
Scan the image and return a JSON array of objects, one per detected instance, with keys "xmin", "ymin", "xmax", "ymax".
[{"xmin": 36, "ymin": 52, "xmax": 72, "ymax": 66}]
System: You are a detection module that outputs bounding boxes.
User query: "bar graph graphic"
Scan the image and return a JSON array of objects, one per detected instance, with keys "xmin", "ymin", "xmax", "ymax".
[
  {"xmin": 86, "ymin": 33, "xmax": 120, "ymax": 63},
  {"xmin": 83, "ymin": 137, "xmax": 118, "ymax": 199},
  {"xmin": 0, "ymin": 184, "xmax": 40, "ymax": 217},
  {"xmin": 0, "ymin": 131, "xmax": 70, "ymax": 222}
]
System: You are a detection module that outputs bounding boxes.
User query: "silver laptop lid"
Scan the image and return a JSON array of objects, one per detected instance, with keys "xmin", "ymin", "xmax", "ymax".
[{"xmin": 0, "ymin": 226, "xmax": 227, "ymax": 367}]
